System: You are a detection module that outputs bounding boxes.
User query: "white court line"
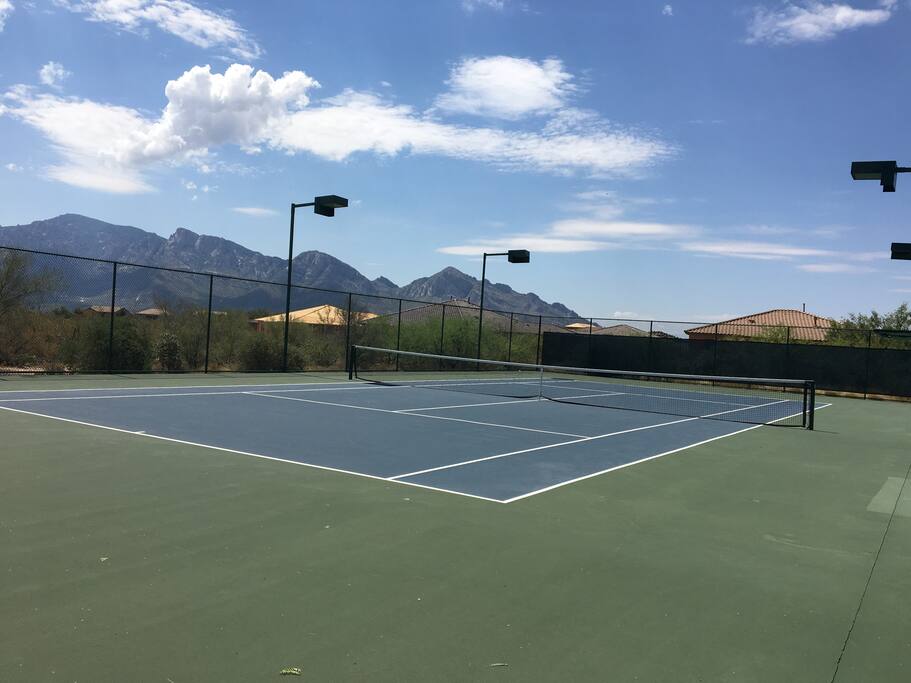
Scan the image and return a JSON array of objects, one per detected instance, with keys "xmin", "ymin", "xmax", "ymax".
[
  {"xmin": 0, "ymin": 379, "xmax": 356, "ymax": 395},
  {"xmin": 0, "ymin": 403, "xmax": 506, "ymax": 504},
  {"xmin": 503, "ymin": 402, "xmax": 833, "ymax": 502},
  {"xmin": 389, "ymin": 416, "xmax": 698, "ymax": 480},
  {"xmin": 0, "ymin": 384, "xmax": 402, "ymax": 403},
  {"xmin": 389, "ymin": 398, "xmax": 793, "ymax": 480},
  {"xmin": 541, "ymin": 381, "xmax": 779, "ymax": 408},
  {"xmin": 397, "ymin": 397, "xmax": 539, "ymax": 412},
  {"xmin": 245, "ymin": 392, "xmax": 587, "ymax": 438}
]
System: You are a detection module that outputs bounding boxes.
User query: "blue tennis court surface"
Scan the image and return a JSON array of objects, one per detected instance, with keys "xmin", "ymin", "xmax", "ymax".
[{"xmin": 0, "ymin": 379, "xmax": 826, "ymax": 503}]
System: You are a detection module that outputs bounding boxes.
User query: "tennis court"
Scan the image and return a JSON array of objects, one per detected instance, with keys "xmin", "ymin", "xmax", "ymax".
[
  {"xmin": 0, "ymin": 350, "xmax": 825, "ymax": 503},
  {"xmin": 2, "ymin": 354, "xmax": 910, "ymax": 682}
]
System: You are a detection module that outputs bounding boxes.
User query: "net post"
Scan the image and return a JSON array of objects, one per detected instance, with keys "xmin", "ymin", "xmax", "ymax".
[
  {"xmin": 538, "ymin": 364, "xmax": 544, "ymax": 400},
  {"xmin": 807, "ymin": 381, "xmax": 816, "ymax": 430},
  {"xmin": 204, "ymin": 273, "xmax": 214, "ymax": 373},
  {"xmin": 107, "ymin": 262, "xmax": 117, "ymax": 373}
]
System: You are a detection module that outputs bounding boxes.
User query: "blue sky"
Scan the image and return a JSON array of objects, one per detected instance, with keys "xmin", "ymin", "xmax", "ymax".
[{"xmin": 1, "ymin": 0, "xmax": 910, "ymax": 321}]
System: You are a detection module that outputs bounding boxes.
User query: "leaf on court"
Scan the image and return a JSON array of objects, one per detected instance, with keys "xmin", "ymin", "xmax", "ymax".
[
  {"xmin": 489, "ymin": 662, "xmax": 509, "ymax": 668},
  {"xmin": 279, "ymin": 667, "xmax": 302, "ymax": 676},
  {"xmin": 99, "ymin": 557, "xmax": 109, "ymax": 562}
]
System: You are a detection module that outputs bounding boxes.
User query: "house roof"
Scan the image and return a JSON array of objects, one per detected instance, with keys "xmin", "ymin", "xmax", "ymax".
[
  {"xmin": 136, "ymin": 307, "xmax": 167, "ymax": 317},
  {"xmin": 565, "ymin": 321, "xmax": 601, "ymax": 331},
  {"xmin": 591, "ymin": 324, "xmax": 649, "ymax": 337},
  {"xmin": 253, "ymin": 304, "xmax": 377, "ymax": 326},
  {"xmin": 83, "ymin": 305, "xmax": 129, "ymax": 315},
  {"xmin": 685, "ymin": 309, "xmax": 834, "ymax": 340}
]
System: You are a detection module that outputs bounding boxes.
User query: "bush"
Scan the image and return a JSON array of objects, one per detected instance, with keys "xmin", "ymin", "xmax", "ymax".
[
  {"xmin": 154, "ymin": 331, "xmax": 184, "ymax": 371},
  {"xmin": 61, "ymin": 316, "xmax": 151, "ymax": 372},
  {"xmin": 239, "ymin": 334, "xmax": 281, "ymax": 371}
]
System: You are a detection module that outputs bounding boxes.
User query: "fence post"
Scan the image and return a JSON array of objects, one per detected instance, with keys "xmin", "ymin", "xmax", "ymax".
[
  {"xmin": 439, "ymin": 304, "xmax": 446, "ymax": 355},
  {"xmin": 536, "ymin": 315, "xmax": 543, "ymax": 364},
  {"xmin": 646, "ymin": 320, "xmax": 654, "ymax": 371},
  {"xmin": 395, "ymin": 299, "xmax": 403, "ymax": 371},
  {"xmin": 107, "ymin": 262, "xmax": 117, "ymax": 373},
  {"xmin": 863, "ymin": 329, "xmax": 872, "ymax": 399},
  {"xmin": 784, "ymin": 326, "xmax": 791, "ymax": 379},
  {"xmin": 712, "ymin": 324, "xmax": 719, "ymax": 376},
  {"xmin": 343, "ymin": 292, "xmax": 352, "ymax": 373},
  {"xmin": 588, "ymin": 318, "xmax": 594, "ymax": 366},
  {"xmin": 204, "ymin": 274, "xmax": 214, "ymax": 373},
  {"xmin": 507, "ymin": 312, "xmax": 515, "ymax": 363}
]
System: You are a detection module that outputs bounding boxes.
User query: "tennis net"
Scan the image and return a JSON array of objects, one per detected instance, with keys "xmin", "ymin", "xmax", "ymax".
[{"xmin": 349, "ymin": 345, "xmax": 816, "ymax": 429}]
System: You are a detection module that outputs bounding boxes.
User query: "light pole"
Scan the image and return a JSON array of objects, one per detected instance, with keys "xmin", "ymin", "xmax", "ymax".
[
  {"xmin": 476, "ymin": 249, "xmax": 530, "ymax": 360},
  {"xmin": 283, "ymin": 194, "xmax": 348, "ymax": 371}
]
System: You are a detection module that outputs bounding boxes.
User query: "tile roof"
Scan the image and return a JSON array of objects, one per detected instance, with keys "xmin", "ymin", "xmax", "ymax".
[
  {"xmin": 685, "ymin": 309, "xmax": 834, "ymax": 341},
  {"xmin": 253, "ymin": 304, "xmax": 377, "ymax": 326}
]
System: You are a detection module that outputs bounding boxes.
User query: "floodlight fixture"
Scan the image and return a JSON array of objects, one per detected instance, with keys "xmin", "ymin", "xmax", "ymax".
[
  {"xmin": 313, "ymin": 194, "xmax": 349, "ymax": 217},
  {"xmin": 507, "ymin": 249, "xmax": 531, "ymax": 264},
  {"xmin": 892, "ymin": 243, "xmax": 911, "ymax": 261},
  {"xmin": 850, "ymin": 160, "xmax": 911, "ymax": 192}
]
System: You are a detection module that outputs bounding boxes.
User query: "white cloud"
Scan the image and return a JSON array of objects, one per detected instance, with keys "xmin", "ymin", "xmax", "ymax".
[
  {"xmin": 679, "ymin": 240, "xmax": 835, "ymax": 260},
  {"xmin": 747, "ymin": 1, "xmax": 895, "ymax": 45},
  {"xmin": 435, "ymin": 56, "xmax": 575, "ymax": 120},
  {"xmin": 462, "ymin": 0, "xmax": 505, "ymax": 12},
  {"xmin": 232, "ymin": 206, "xmax": 276, "ymax": 217},
  {"xmin": 2, "ymin": 63, "xmax": 671, "ymax": 193},
  {"xmin": 56, "ymin": 0, "xmax": 262, "ymax": 59},
  {"xmin": 4, "ymin": 162, "xmax": 21, "ymax": 172},
  {"xmin": 894, "ymin": 275, "xmax": 911, "ymax": 281},
  {"xmin": 0, "ymin": 0, "xmax": 13, "ymax": 32},
  {"xmin": 39, "ymin": 62, "xmax": 71, "ymax": 88},
  {"xmin": 798, "ymin": 263, "xmax": 876, "ymax": 273},
  {"xmin": 890, "ymin": 288, "xmax": 911, "ymax": 293},
  {"xmin": 551, "ymin": 218, "xmax": 694, "ymax": 239},
  {"xmin": 662, "ymin": 4, "xmax": 673, "ymax": 16},
  {"xmin": 439, "ymin": 236, "xmax": 613, "ymax": 255},
  {"xmin": 182, "ymin": 179, "xmax": 196, "ymax": 190}
]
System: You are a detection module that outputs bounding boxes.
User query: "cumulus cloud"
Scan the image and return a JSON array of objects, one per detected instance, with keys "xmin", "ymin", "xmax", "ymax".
[
  {"xmin": 232, "ymin": 206, "xmax": 277, "ymax": 217},
  {"xmin": 662, "ymin": 4, "xmax": 673, "ymax": 16},
  {"xmin": 56, "ymin": 0, "xmax": 262, "ymax": 59},
  {"xmin": 435, "ymin": 56, "xmax": 575, "ymax": 119},
  {"xmin": 746, "ymin": 1, "xmax": 896, "ymax": 45},
  {"xmin": 1, "ymin": 63, "xmax": 672, "ymax": 193},
  {"xmin": 0, "ymin": 0, "xmax": 13, "ymax": 32},
  {"xmin": 39, "ymin": 62, "xmax": 72, "ymax": 88}
]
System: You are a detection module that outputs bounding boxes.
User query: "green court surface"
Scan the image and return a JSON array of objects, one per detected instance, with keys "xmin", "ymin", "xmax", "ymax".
[{"xmin": 1, "ymin": 374, "xmax": 909, "ymax": 682}]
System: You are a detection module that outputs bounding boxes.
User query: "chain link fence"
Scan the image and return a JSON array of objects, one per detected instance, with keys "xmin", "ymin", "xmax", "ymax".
[{"xmin": 1, "ymin": 245, "xmax": 910, "ymax": 399}]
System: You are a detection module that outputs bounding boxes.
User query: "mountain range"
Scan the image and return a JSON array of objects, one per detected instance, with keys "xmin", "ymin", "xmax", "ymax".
[{"xmin": 0, "ymin": 214, "xmax": 580, "ymax": 318}]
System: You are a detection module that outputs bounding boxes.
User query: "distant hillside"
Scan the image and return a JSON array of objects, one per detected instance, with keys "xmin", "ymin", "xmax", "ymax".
[{"xmin": 0, "ymin": 214, "xmax": 580, "ymax": 318}]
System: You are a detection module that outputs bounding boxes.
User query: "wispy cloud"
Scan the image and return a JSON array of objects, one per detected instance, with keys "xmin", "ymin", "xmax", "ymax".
[
  {"xmin": 798, "ymin": 262, "xmax": 876, "ymax": 273},
  {"xmin": 232, "ymin": 206, "xmax": 277, "ymax": 217},
  {"xmin": 890, "ymin": 288, "xmax": 911, "ymax": 294},
  {"xmin": 0, "ymin": 0, "xmax": 13, "ymax": 32},
  {"xmin": 746, "ymin": 1, "xmax": 896, "ymax": 45},
  {"xmin": 894, "ymin": 275, "xmax": 911, "ymax": 281},
  {"xmin": 435, "ymin": 56, "xmax": 575, "ymax": 120},
  {"xmin": 56, "ymin": 0, "xmax": 262, "ymax": 59},
  {"xmin": 1, "ymin": 62, "xmax": 673, "ymax": 193},
  {"xmin": 39, "ymin": 62, "xmax": 71, "ymax": 89},
  {"xmin": 662, "ymin": 4, "xmax": 674, "ymax": 16},
  {"xmin": 439, "ymin": 190, "xmax": 693, "ymax": 255},
  {"xmin": 4, "ymin": 162, "xmax": 21, "ymax": 172},
  {"xmin": 462, "ymin": 0, "xmax": 506, "ymax": 12},
  {"xmin": 679, "ymin": 240, "xmax": 835, "ymax": 260}
]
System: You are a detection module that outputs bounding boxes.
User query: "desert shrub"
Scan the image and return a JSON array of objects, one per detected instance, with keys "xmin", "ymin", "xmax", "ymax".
[
  {"xmin": 239, "ymin": 333, "xmax": 281, "ymax": 371},
  {"xmin": 61, "ymin": 316, "xmax": 151, "ymax": 372},
  {"xmin": 154, "ymin": 331, "xmax": 183, "ymax": 371}
]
